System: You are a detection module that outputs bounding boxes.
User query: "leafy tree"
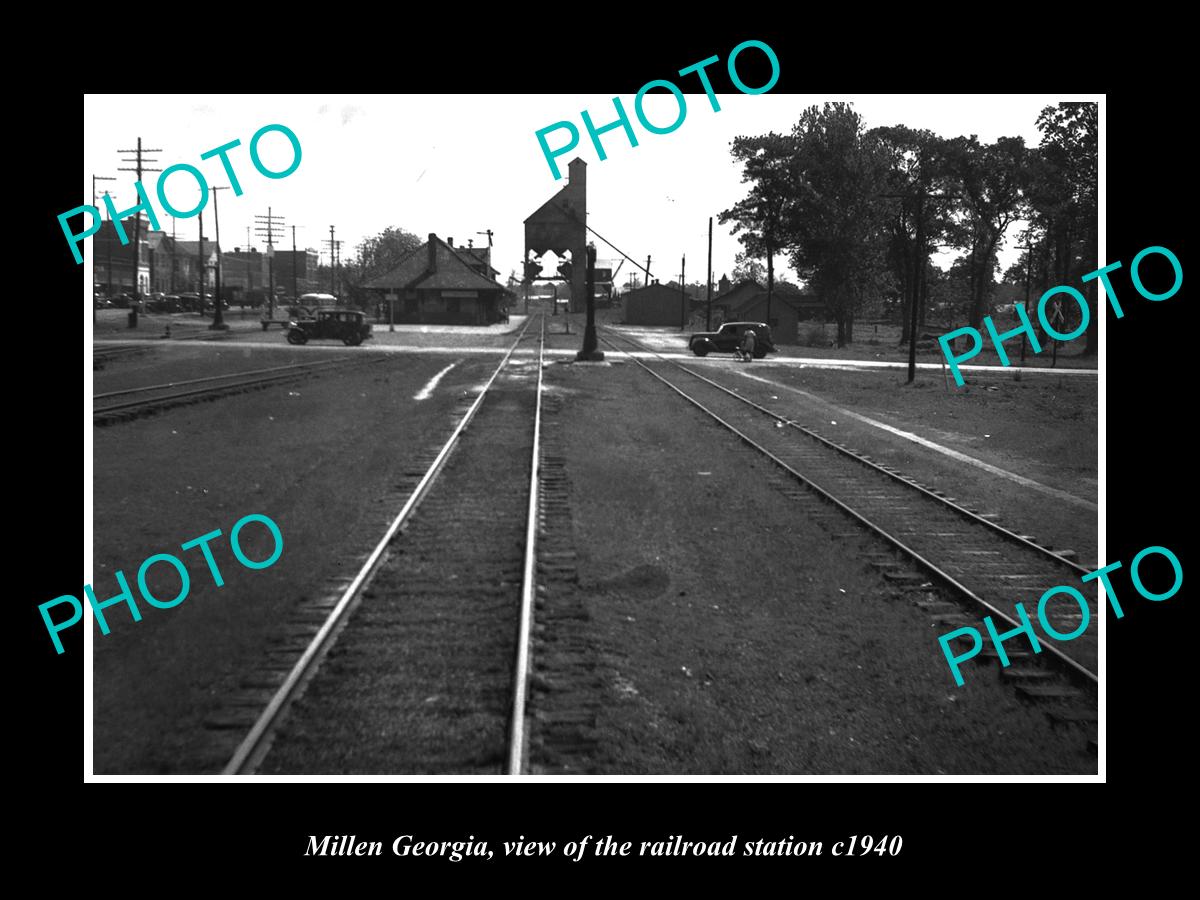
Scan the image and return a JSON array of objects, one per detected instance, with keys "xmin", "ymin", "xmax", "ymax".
[
  {"xmin": 870, "ymin": 125, "xmax": 955, "ymax": 341},
  {"xmin": 337, "ymin": 226, "xmax": 424, "ymax": 307},
  {"xmin": 943, "ymin": 135, "xmax": 1027, "ymax": 329},
  {"xmin": 730, "ymin": 251, "xmax": 765, "ymax": 285},
  {"xmin": 784, "ymin": 102, "xmax": 890, "ymax": 347},
  {"xmin": 719, "ymin": 132, "xmax": 793, "ymax": 323},
  {"xmin": 1027, "ymin": 103, "xmax": 1098, "ymax": 353}
]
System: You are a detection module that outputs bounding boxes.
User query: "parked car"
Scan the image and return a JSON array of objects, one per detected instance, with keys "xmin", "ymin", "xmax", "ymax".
[
  {"xmin": 146, "ymin": 294, "xmax": 183, "ymax": 313},
  {"xmin": 688, "ymin": 321, "xmax": 777, "ymax": 358},
  {"xmin": 287, "ymin": 308, "xmax": 373, "ymax": 346}
]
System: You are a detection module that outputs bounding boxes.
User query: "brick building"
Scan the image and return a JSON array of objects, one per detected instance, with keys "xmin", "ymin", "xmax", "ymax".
[
  {"xmin": 93, "ymin": 217, "xmax": 151, "ymax": 295},
  {"xmin": 271, "ymin": 248, "xmax": 321, "ymax": 296}
]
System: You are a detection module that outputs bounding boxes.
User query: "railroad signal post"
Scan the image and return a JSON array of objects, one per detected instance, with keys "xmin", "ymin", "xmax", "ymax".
[{"xmin": 576, "ymin": 243, "xmax": 604, "ymax": 361}]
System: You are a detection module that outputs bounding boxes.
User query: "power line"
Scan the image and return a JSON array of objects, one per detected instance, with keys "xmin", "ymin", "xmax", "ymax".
[
  {"xmin": 583, "ymin": 222, "xmax": 652, "ymax": 282},
  {"xmin": 255, "ymin": 207, "xmax": 286, "ymax": 318},
  {"xmin": 116, "ymin": 138, "xmax": 161, "ymax": 302},
  {"xmin": 323, "ymin": 226, "xmax": 343, "ymax": 297}
]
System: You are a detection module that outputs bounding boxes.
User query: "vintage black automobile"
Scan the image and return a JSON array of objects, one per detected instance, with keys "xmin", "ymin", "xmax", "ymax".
[
  {"xmin": 287, "ymin": 308, "xmax": 374, "ymax": 346},
  {"xmin": 688, "ymin": 321, "xmax": 777, "ymax": 358}
]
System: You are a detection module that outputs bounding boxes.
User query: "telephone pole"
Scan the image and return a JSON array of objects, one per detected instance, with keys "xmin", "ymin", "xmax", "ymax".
[
  {"xmin": 255, "ymin": 207, "xmax": 286, "ymax": 319},
  {"xmin": 116, "ymin": 138, "xmax": 161, "ymax": 301},
  {"xmin": 91, "ymin": 176, "xmax": 115, "ymax": 324},
  {"xmin": 91, "ymin": 174, "xmax": 115, "ymax": 208},
  {"xmin": 291, "ymin": 225, "xmax": 299, "ymax": 300},
  {"xmin": 103, "ymin": 191, "xmax": 115, "ymax": 307},
  {"xmin": 880, "ymin": 188, "xmax": 958, "ymax": 384},
  {"xmin": 198, "ymin": 208, "xmax": 206, "ymax": 312},
  {"xmin": 679, "ymin": 254, "xmax": 686, "ymax": 330},
  {"xmin": 209, "ymin": 186, "xmax": 229, "ymax": 330},
  {"xmin": 706, "ymin": 217, "xmax": 713, "ymax": 331},
  {"xmin": 325, "ymin": 226, "xmax": 339, "ymax": 296},
  {"xmin": 1019, "ymin": 232, "xmax": 1037, "ymax": 367}
]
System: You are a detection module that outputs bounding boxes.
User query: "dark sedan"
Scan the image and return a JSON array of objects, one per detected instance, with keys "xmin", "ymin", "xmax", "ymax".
[{"xmin": 688, "ymin": 321, "xmax": 776, "ymax": 358}]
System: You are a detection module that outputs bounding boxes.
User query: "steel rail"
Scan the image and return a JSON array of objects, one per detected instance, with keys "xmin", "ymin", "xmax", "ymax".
[
  {"xmin": 223, "ymin": 315, "xmax": 540, "ymax": 775},
  {"xmin": 94, "ymin": 357, "xmax": 353, "ymax": 400},
  {"xmin": 506, "ymin": 314, "xmax": 545, "ymax": 775},
  {"xmin": 603, "ymin": 327, "xmax": 1091, "ymax": 578},
  {"xmin": 93, "ymin": 359, "xmax": 375, "ymax": 417},
  {"xmin": 600, "ymin": 331, "xmax": 1098, "ymax": 687}
]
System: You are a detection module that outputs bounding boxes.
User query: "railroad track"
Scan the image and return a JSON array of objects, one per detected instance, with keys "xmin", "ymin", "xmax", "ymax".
[
  {"xmin": 600, "ymin": 328, "xmax": 1099, "ymax": 695},
  {"xmin": 224, "ymin": 315, "xmax": 546, "ymax": 775},
  {"xmin": 92, "ymin": 356, "xmax": 370, "ymax": 423},
  {"xmin": 93, "ymin": 345, "xmax": 151, "ymax": 369}
]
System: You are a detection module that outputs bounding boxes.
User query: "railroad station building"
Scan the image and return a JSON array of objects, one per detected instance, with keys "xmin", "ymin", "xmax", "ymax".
[{"xmin": 363, "ymin": 233, "xmax": 511, "ymax": 325}]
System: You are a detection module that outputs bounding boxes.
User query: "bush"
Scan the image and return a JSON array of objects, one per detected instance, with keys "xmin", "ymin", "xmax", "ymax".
[{"xmin": 798, "ymin": 322, "xmax": 828, "ymax": 346}]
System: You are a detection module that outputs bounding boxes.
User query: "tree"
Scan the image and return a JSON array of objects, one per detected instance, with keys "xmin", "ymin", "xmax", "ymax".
[
  {"xmin": 943, "ymin": 135, "xmax": 1027, "ymax": 329},
  {"xmin": 337, "ymin": 226, "xmax": 424, "ymax": 306},
  {"xmin": 870, "ymin": 125, "xmax": 955, "ymax": 341},
  {"xmin": 730, "ymin": 251, "xmax": 765, "ymax": 285},
  {"xmin": 1027, "ymin": 103, "xmax": 1098, "ymax": 353},
  {"xmin": 719, "ymin": 132, "xmax": 794, "ymax": 324},
  {"xmin": 784, "ymin": 102, "xmax": 890, "ymax": 347}
]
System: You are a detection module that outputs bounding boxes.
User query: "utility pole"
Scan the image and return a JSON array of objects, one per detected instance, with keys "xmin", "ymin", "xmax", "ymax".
[
  {"xmin": 116, "ymin": 138, "xmax": 161, "ymax": 302},
  {"xmin": 103, "ymin": 191, "xmax": 114, "ymax": 308},
  {"xmin": 198, "ymin": 208, "xmax": 206, "ymax": 315},
  {"xmin": 1019, "ymin": 233, "xmax": 1036, "ymax": 367},
  {"xmin": 680, "ymin": 254, "xmax": 686, "ymax": 330},
  {"xmin": 255, "ymin": 207, "xmax": 285, "ymax": 318},
  {"xmin": 171, "ymin": 217, "xmax": 177, "ymax": 292},
  {"xmin": 646, "ymin": 255, "xmax": 652, "ymax": 285},
  {"xmin": 706, "ymin": 216, "xmax": 713, "ymax": 331},
  {"xmin": 327, "ymin": 226, "xmax": 336, "ymax": 294},
  {"xmin": 880, "ymin": 188, "xmax": 958, "ymax": 384},
  {"xmin": 209, "ymin": 186, "xmax": 229, "ymax": 330},
  {"xmin": 291, "ymin": 225, "xmax": 299, "ymax": 300},
  {"xmin": 91, "ymin": 175, "xmax": 115, "ymax": 324},
  {"xmin": 91, "ymin": 174, "xmax": 116, "ymax": 208}
]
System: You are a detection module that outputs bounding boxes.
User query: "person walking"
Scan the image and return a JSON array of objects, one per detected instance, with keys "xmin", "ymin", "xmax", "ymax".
[{"xmin": 739, "ymin": 328, "xmax": 757, "ymax": 362}]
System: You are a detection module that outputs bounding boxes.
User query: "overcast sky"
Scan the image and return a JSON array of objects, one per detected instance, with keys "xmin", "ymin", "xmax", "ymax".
[{"xmin": 82, "ymin": 94, "xmax": 1100, "ymax": 288}]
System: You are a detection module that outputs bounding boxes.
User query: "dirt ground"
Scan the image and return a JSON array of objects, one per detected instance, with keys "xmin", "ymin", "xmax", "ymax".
[
  {"xmin": 692, "ymin": 362, "xmax": 1098, "ymax": 566},
  {"xmin": 88, "ymin": 321, "xmax": 1096, "ymax": 774},
  {"xmin": 544, "ymin": 360, "xmax": 1094, "ymax": 774},
  {"xmin": 91, "ymin": 351, "xmax": 500, "ymax": 773}
]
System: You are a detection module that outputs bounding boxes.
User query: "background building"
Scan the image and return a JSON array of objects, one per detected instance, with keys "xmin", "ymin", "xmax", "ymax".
[
  {"xmin": 93, "ymin": 216, "xmax": 150, "ymax": 295},
  {"xmin": 623, "ymin": 282, "xmax": 688, "ymax": 326},
  {"xmin": 363, "ymin": 233, "xmax": 509, "ymax": 325}
]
